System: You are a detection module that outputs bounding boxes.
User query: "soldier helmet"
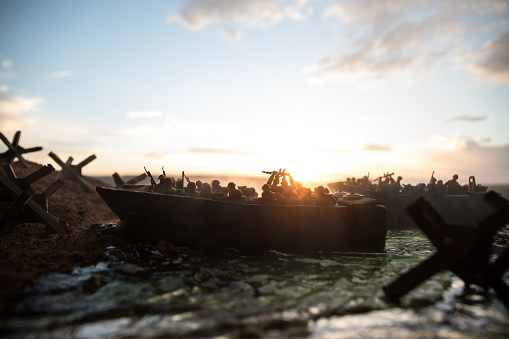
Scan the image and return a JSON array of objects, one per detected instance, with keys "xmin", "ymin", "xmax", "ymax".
[
  {"xmin": 262, "ymin": 184, "xmax": 271, "ymax": 191},
  {"xmin": 227, "ymin": 182, "xmax": 236, "ymax": 188},
  {"xmin": 453, "ymin": 174, "xmax": 458, "ymax": 180},
  {"xmin": 212, "ymin": 179, "xmax": 220, "ymax": 186},
  {"xmin": 187, "ymin": 182, "xmax": 196, "ymax": 189}
]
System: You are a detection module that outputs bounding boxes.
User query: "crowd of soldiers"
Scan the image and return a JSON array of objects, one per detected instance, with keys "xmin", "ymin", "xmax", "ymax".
[
  {"xmin": 145, "ymin": 168, "xmax": 338, "ymax": 206},
  {"xmin": 344, "ymin": 171, "xmax": 483, "ymax": 195},
  {"xmin": 260, "ymin": 169, "xmax": 337, "ymax": 206},
  {"xmin": 146, "ymin": 169, "xmax": 256, "ymax": 202}
]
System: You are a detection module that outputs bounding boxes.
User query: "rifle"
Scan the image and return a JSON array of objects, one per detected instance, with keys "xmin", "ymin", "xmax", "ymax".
[
  {"xmin": 280, "ymin": 169, "xmax": 288, "ymax": 186},
  {"xmin": 372, "ymin": 172, "xmax": 394, "ymax": 182},
  {"xmin": 162, "ymin": 166, "xmax": 166, "ymax": 178},
  {"xmin": 144, "ymin": 166, "xmax": 157, "ymax": 187},
  {"xmin": 262, "ymin": 170, "xmax": 292, "ymax": 177},
  {"xmin": 430, "ymin": 171, "xmax": 435, "ymax": 183}
]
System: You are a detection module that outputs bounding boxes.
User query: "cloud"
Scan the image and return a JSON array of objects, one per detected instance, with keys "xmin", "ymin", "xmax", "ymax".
[
  {"xmin": 144, "ymin": 148, "xmax": 255, "ymax": 159},
  {"xmin": 431, "ymin": 135, "xmax": 476, "ymax": 150},
  {"xmin": 145, "ymin": 151, "xmax": 172, "ymax": 159},
  {"xmin": 323, "ymin": 0, "xmax": 420, "ymax": 25},
  {"xmin": 424, "ymin": 136, "xmax": 509, "ymax": 182},
  {"xmin": 50, "ymin": 70, "xmax": 74, "ymax": 78},
  {"xmin": 323, "ymin": 148, "xmax": 355, "ymax": 153},
  {"xmin": 311, "ymin": 0, "xmax": 462, "ymax": 84},
  {"xmin": 1, "ymin": 60, "xmax": 13, "ymax": 69},
  {"xmin": 126, "ymin": 110, "xmax": 163, "ymax": 119},
  {"xmin": 0, "ymin": 84, "xmax": 8, "ymax": 92},
  {"xmin": 469, "ymin": 30, "xmax": 509, "ymax": 82},
  {"xmin": 284, "ymin": 0, "xmax": 312, "ymax": 20},
  {"xmin": 167, "ymin": 0, "xmax": 284, "ymax": 31},
  {"xmin": 218, "ymin": 27, "xmax": 242, "ymax": 43},
  {"xmin": 447, "ymin": 115, "xmax": 489, "ymax": 122},
  {"xmin": 444, "ymin": 0, "xmax": 508, "ymax": 15},
  {"xmin": 0, "ymin": 57, "xmax": 14, "ymax": 80},
  {"xmin": 0, "ymin": 94, "xmax": 42, "ymax": 129},
  {"xmin": 311, "ymin": 0, "xmax": 509, "ymax": 84},
  {"xmin": 362, "ymin": 144, "xmax": 392, "ymax": 151},
  {"xmin": 0, "ymin": 93, "xmax": 106, "ymax": 159},
  {"xmin": 186, "ymin": 148, "xmax": 255, "ymax": 155},
  {"xmin": 323, "ymin": 144, "xmax": 392, "ymax": 152}
]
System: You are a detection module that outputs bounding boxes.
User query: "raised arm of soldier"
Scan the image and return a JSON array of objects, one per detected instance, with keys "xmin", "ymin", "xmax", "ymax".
[
  {"xmin": 267, "ymin": 172, "xmax": 276, "ymax": 186},
  {"xmin": 288, "ymin": 174, "xmax": 296, "ymax": 188},
  {"xmin": 281, "ymin": 170, "xmax": 288, "ymax": 187}
]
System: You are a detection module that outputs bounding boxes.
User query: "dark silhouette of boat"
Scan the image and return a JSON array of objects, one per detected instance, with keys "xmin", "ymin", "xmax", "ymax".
[
  {"xmin": 96, "ymin": 186, "xmax": 388, "ymax": 252},
  {"xmin": 328, "ymin": 175, "xmax": 496, "ymax": 229}
]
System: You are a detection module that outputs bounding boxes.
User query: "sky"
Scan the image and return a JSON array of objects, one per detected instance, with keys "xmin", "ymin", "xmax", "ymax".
[{"xmin": 1, "ymin": 0, "xmax": 508, "ymax": 186}]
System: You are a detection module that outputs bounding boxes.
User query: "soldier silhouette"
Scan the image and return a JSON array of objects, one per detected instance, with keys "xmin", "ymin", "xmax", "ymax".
[
  {"xmin": 261, "ymin": 184, "xmax": 278, "ymax": 204},
  {"xmin": 227, "ymin": 182, "xmax": 244, "ymax": 202},
  {"xmin": 445, "ymin": 174, "xmax": 462, "ymax": 194}
]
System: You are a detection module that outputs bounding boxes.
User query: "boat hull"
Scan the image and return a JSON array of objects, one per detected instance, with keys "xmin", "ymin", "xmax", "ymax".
[
  {"xmin": 328, "ymin": 182, "xmax": 495, "ymax": 229},
  {"xmin": 96, "ymin": 186, "xmax": 388, "ymax": 252}
]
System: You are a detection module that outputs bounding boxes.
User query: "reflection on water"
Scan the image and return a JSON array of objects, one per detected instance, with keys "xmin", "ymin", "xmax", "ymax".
[{"xmin": 1, "ymin": 230, "xmax": 508, "ymax": 338}]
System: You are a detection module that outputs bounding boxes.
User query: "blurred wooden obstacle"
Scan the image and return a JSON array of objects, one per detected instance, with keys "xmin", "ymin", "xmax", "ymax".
[
  {"xmin": 383, "ymin": 191, "xmax": 509, "ymax": 307},
  {"xmin": 0, "ymin": 131, "xmax": 42, "ymax": 168},
  {"xmin": 0, "ymin": 164, "xmax": 66, "ymax": 234},
  {"xmin": 112, "ymin": 172, "xmax": 147, "ymax": 189},
  {"xmin": 48, "ymin": 152, "xmax": 96, "ymax": 192}
]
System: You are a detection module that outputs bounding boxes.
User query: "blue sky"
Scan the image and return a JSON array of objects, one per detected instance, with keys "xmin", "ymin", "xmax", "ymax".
[{"xmin": 1, "ymin": 0, "xmax": 508, "ymax": 185}]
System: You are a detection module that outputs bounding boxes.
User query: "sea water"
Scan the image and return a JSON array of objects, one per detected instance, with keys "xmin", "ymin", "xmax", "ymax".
[{"xmin": 1, "ymin": 229, "xmax": 508, "ymax": 338}]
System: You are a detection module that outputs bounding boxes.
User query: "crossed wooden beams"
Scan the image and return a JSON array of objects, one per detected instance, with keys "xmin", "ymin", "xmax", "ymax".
[
  {"xmin": 384, "ymin": 191, "xmax": 509, "ymax": 307},
  {"xmin": 0, "ymin": 164, "xmax": 66, "ymax": 234},
  {"xmin": 48, "ymin": 152, "xmax": 96, "ymax": 192},
  {"xmin": 0, "ymin": 131, "xmax": 42, "ymax": 168},
  {"xmin": 112, "ymin": 172, "xmax": 147, "ymax": 189}
]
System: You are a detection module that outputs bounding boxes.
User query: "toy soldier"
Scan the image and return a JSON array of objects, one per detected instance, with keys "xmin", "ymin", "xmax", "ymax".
[
  {"xmin": 211, "ymin": 179, "xmax": 227, "ymax": 193},
  {"xmin": 187, "ymin": 182, "xmax": 199, "ymax": 196},
  {"xmin": 157, "ymin": 178, "xmax": 176, "ymax": 194},
  {"xmin": 445, "ymin": 174, "xmax": 462, "ymax": 194},
  {"xmin": 427, "ymin": 171, "xmax": 437, "ymax": 193},
  {"xmin": 225, "ymin": 182, "xmax": 241, "ymax": 201},
  {"xmin": 314, "ymin": 186, "xmax": 337, "ymax": 206},
  {"xmin": 280, "ymin": 169, "xmax": 288, "ymax": 187},
  {"xmin": 261, "ymin": 184, "xmax": 278, "ymax": 204},
  {"xmin": 435, "ymin": 180, "xmax": 446, "ymax": 194},
  {"xmin": 200, "ymin": 183, "xmax": 214, "ymax": 198},
  {"xmin": 392, "ymin": 176, "xmax": 403, "ymax": 193}
]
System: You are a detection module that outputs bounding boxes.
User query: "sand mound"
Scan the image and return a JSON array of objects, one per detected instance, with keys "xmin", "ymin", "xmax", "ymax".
[{"xmin": 0, "ymin": 160, "xmax": 126, "ymax": 313}]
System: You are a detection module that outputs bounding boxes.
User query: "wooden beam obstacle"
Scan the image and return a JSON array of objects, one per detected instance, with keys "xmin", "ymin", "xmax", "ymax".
[
  {"xmin": 112, "ymin": 172, "xmax": 147, "ymax": 189},
  {"xmin": 0, "ymin": 164, "xmax": 66, "ymax": 234},
  {"xmin": 0, "ymin": 131, "xmax": 43, "ymax": 168},
  {"xmin": 48, "ymin": 152, "xmax": 96, "ymax": 192},
  {"xmin": 383, "ymin": 191, "xmax": 509, "ymax": 307}
]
